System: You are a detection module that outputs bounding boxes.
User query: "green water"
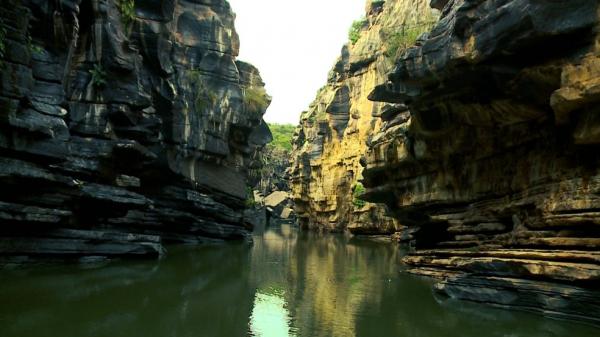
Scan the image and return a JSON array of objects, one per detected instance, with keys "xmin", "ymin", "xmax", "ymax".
[{"xmin": 0, "ymin": 224, "xmax": 597, "ymax": 337}]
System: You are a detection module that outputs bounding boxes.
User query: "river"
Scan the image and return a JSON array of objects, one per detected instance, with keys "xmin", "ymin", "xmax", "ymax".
[{"xmin": 0, "ymin": 223, "xmax": 597, "ymax": 337}]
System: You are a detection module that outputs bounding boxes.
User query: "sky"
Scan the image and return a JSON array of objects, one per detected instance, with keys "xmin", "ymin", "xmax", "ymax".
[{"xmin": 228, "ymin": 0, "xmax": 366, "ymax": 125}]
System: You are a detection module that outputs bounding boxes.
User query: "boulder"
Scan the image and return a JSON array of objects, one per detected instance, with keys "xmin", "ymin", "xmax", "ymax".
[{"xmin": 264, "ymin": 191, "xmax": 290, "ymax": 208}]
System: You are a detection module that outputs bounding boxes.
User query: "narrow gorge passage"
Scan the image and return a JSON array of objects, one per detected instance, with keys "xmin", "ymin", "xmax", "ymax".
[{"xmin": 1, "ymin": 0, "xmax": 600, "ymax": 336}]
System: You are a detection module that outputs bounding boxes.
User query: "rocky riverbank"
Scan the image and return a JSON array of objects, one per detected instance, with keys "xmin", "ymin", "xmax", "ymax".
[{"xmin": 0, "ymin": 0, "xmax": 270, "ymax": 259}]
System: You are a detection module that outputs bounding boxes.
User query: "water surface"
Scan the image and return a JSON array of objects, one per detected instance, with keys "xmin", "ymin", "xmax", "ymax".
[{"xmin": 0, "ymin": 224, "xmax": 597, "ymax": 337}]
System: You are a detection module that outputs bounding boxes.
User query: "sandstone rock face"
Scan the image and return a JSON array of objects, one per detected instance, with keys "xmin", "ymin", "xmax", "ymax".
[
  {"xmin": 0, "ymin": 0, "xmax": 270, "ymax": 258},
  {"xmin": 364, "ymin": 0, "xmax": 600, "ymax": 323},
  {"xmin": 290, "ymin": 0, "xmax": 437, "ymax": 234}
]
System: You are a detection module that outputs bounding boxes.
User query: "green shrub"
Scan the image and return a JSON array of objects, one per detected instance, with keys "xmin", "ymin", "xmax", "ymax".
[
  {"xmin": 118, "ymin": 0, "xmax": 136, "ymax": 29},
  {"xmin": 188, "ymin": 70, "xmax": 218, "ymax": 112},
  {"xmin": 348, "ymin": 18, "xmax": 367, "ymax": 45},
  {"xmin": 268, "ymin": 123, "xmax": 295, "ymax": 152},
  {"xmin": 244, "ymin": 87, "xmax": 269, "ymax": 112},
  {"xmin": 384, "ymin": 23, "xmax": 435, "ymax": 58},
  {"xmin": 89, "ymin": 63, "xmax": 107, "ymax": 87},
  {"xmin": 352, "ymin": 182, "xmax": 366, "ymax": 208}
]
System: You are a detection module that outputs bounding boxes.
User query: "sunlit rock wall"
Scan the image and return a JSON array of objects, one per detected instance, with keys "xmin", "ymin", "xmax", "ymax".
[
  {"xmin": 290, "ymin": 0, "xmax": 437, "ymax": 234},
  {"xmin": 0, "ymin": 0, "xmax": 271, "ymax": 258},
  {"xmin": 364, "ymin": 0, "xmax": 600, "ymax": 323}
]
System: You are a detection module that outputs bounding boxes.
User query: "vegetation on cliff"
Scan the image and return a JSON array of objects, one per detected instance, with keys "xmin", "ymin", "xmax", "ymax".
[
  {"xmin": 348, "ymin": 18, "xmax": 367, "ymax": 45},
  {"xmin": 383, "ymin": 22, "xmax": 435, "ymax": 58},
  {"xmin": 245, "ymin": 87, "xmax": 270, "ymax": 113},
  {"xmin": 89, "ymin": 63, "xmax": 108, "ymax": 88},
  {"xmin": 352, "ymin": 183, "xmax": 366, "ymax": 208},
  {"xmin": 267, "ymin": 123, "xmax": 295, "ymax": 151},
  {"xmin": 118, "ymin": 0, "xmax": 136, "ymax": 29}
]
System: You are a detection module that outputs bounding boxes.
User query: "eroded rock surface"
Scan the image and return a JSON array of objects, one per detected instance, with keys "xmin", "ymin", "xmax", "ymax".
[
  {"xmin": 0, "ymin": 0, "xmax": 270, "ymax": 258},
  {"xmin": 363, "ymin": 0, "xmax": 600, "ymax": 323},
  {"xmin": 290, "ymin": 0, "xmax": 437, "ymax": 234}
]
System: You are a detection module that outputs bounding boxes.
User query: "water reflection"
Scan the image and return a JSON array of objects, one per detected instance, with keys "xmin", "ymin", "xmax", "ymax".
[
  {"xmin": 0, "ymin": 224, "xmax": 598, "ymax": 337},
  {"xmin": 249, "ymin": 224, "xmax": 598, "ymax": 337},
  {"xmin": 0, "ymin": 244, "xmax": 255, "ymax": 337},
  {"xmin": 249, "ymin": 289, "xmax": 296, "ymax": 337}
]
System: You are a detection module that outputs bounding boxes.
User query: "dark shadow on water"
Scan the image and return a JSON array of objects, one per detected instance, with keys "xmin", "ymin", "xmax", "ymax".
[{"xmin": 0, "ymin": 243, "xmax": 255, "ymax": 337}]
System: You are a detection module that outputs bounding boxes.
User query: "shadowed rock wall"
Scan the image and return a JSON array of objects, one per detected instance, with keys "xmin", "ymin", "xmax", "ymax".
[
  {"xmin": 364, "ymin": 0, "xmax": 600, "ymax": 323},
  {"xmin": 0, "ymin": 0, "xmax": 271, "ymax": 258}
]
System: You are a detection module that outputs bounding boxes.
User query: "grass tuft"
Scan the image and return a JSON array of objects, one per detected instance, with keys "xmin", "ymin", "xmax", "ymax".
[
  {"xmin": 188, "ymin": 70, "xmax": 219, "ymax": 113},
  {"xmin": 244, "ymin": 87, "xmax": 269, "ymax": 113},
  {"xmin": 348, "ymin": 18, "xmax": 367, "ymax": 45},
  {"xmin": 384, "ymin": 22, "xmax": 436, "ymax": 58},
  {"xmin": 89, "ymin": 63, "xmax": 108, "ymax": 87},
  {"xmin": 118, "ymin": 0, "xmax": 136, "ymax": 30}
]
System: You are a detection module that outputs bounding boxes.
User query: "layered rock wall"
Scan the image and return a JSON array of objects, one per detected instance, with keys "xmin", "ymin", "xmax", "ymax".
[
  {"xmin": 0, "ymin": 0, "xmax": 270, "ymax": 258},
  {"xmin": 290, "ymin": 0, "xmax": 437, "ymax": 234},
  {"xmin": 364, "ymin": 0, "xmax": 600, "ymax": 322}
]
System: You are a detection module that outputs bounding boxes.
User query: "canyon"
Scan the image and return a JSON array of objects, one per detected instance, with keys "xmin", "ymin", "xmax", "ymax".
[{"xmin": 1, "ymin": 0, "xmax": 600, "ymax": 333}]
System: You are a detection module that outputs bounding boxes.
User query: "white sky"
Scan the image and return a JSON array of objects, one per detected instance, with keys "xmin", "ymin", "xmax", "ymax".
[{"xmin": 228, "ymin": 0, "xmax": 366, "ymax": 125}]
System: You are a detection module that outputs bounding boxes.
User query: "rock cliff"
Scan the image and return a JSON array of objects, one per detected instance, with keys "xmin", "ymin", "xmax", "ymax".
[
  {"xmin": 290, "ymin": 0, "xmax": 437, "ymax": 234},
  {"xmin": 0, "ymin": 0, "xmax": 271, "ymax": 259},
  {"xmin": 363, "ymin": 0, "xmax": 600, "ymax": 323}
]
